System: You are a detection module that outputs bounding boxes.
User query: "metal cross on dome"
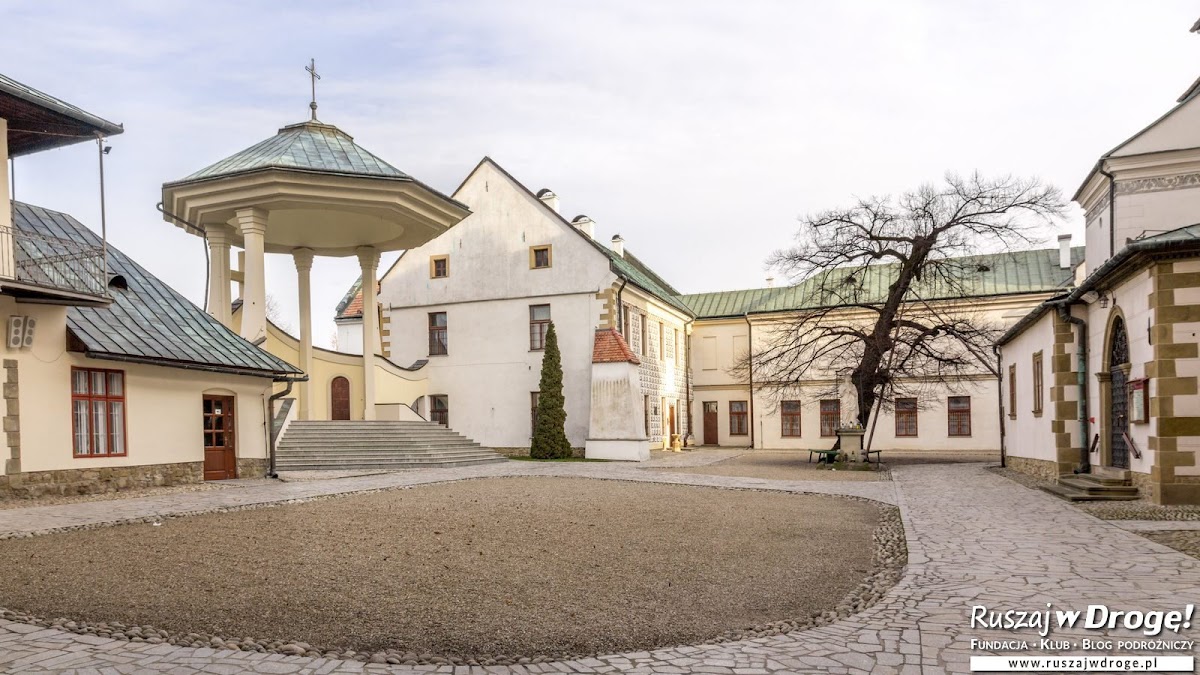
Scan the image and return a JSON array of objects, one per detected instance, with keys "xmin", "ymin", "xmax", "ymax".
[{"xmin": 306, "ymin": 58, "xmax": 321, "ymax": 121}]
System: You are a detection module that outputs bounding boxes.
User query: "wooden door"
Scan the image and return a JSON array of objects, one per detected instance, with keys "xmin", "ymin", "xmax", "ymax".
[
  {"xmin": 331, "ymin": 376, "xmax": 351, "ymax": 420},
  {"xmin": 669, "ymin": 404, "xmax": 677, "ymax": 436},
  {"xmin": 203, "ymin": 395, "xmax": 236, "ymax": 480},
  {"xmin": 1109, "ymin": 317, "xmax": 1130, "ymax": 469},
  {"xmin": 703, "ymin": 401, "xmax": 718, "ymax": 445}
]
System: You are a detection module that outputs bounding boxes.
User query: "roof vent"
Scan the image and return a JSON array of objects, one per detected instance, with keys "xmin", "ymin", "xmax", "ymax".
[
  {"xmin": 766, "ymin": 275, "xmax": 775, "ymax": 288},
  {"xmin": 572, "ymin": 215, "xmax": 595, "ymax": 240},
  {"xmin": 977, "ymin": 264, "xmax": 991, "ymax": 273},
  {"xmin": 107, "ymin": 274, "xmax": 128, "ymax": 290},
  {"xmin": 611, "ymin": 234, "xmax": 625, "ymax": 258},
  {"xmin": 536, "ymin": 188, "xmax": 559, "ymax": 213}
]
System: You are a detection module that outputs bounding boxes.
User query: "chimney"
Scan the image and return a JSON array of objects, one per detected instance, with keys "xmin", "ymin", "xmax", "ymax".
[
  {"xmin": 766, "ymin": 276, "xmax": 775, "ymax": 288},
  {"xmin": 1058, "ymin": 234, "xmax": 1072, "ymax": 270},
  {"xmin": 572, "ymin": 215, "xmax": 595, "ymax": 240},
  {"xmin": 611, "ymin": 234, "xmax": 625, "ymax": 258},
  {"xmin": 537, "ymin": 189, "xmax": 559, "ymax": 213}
]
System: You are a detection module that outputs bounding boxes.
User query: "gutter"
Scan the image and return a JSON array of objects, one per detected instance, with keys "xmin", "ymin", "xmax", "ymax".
[
  {"xmin": 683, "ymin": 317, "xmax": 694, "ymax": 444},
  {"xmin": 615, "ymin": 275, "xmax": 629, "ymax": 336},
  {"xmin": 267, "ymin": 380, "xmax": 294, "ymax": 478},
  {"xmin": 1057, "ymin": 305, "xmax": 1091, "ymax": 474},
  {"xmin": 1099, "ymin": 163, "xmax": 1116, "ymax": 261},
  {"xmin": 83, "ymin": 350, "xmax": 306, "ymax": 381},
  {"xmin": 744, "ymin": 312, "xmax": 755, "ymax": 450},
  {"xmin": 992, "ymin": 344, "xmax": 1006, "ymax": 468}
]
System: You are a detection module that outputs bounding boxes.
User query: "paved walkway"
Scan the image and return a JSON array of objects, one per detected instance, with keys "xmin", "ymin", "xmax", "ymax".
[
  {"xmin": 1111, "ymin": 520, "xmax": 1200, "ymax": 532},
  {"xmin": 1, "ymin": 459, "xmax": 1198, "ymax": 674}
]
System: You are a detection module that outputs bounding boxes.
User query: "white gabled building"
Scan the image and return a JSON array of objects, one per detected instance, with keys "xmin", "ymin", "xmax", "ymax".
[{"xmin": 372, "ymin": 157, "xmax": 692, "ymax": 459}]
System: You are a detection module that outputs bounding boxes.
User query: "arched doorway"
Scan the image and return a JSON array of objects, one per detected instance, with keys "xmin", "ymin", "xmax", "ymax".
[
  {"xmin": 330, "ymin": 376, "xmax": 351, "ymax": 420},
  {"xmin": 1108, "ymin": 316, "xmax": 1130, "ymax": 469}
]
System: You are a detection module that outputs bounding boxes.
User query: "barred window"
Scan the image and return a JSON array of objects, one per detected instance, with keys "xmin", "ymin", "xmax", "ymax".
[
  {"xmin": 428, "ymin": 312, "xmax": 448, "ymax": 355},
  {"xmin": 948, "ymin": 396, "xmax": 972, "ymax": 437},
  {"xmin": 895, "ymin": 398, "xmax": 918, "ymax": 437},
  {"xmin": 820, "ymin": 400, "xmax": 840, "ymax": 437},
  {"xmin": 729, "ymin": 401, "xmax": 748, "ymax": 436},
  {"xmin": 529, "ymin": 304, "xmax": 551, "ymax": 350},
  {"xmin": 430, "ymin": 395, "xmax": 449, "ymax": 426},
  {"xmin": 781, "ymin": 400, "xmax": 802, "ymax": 437}
]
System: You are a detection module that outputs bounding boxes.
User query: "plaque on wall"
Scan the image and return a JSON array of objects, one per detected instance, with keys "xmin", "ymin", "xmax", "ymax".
[{"xmin": 1128, "ymin": 379, "xmax": 1148, "ymax": 424}]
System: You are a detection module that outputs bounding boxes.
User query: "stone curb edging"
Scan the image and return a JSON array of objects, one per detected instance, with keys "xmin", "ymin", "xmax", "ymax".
[{"xmin": 0, "ymin": 475, "xmax": 908, "ymax": 668}]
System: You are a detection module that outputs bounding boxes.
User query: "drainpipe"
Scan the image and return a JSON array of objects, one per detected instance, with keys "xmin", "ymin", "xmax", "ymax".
[
  {"xmin": 993, "ymin": 344, "xmax": 1006, "ymax": 468},
  {"xmin": 1099, "ymin": 163, "xmax": 1116, "ymax": 262},
  {"xmin": 744, "ymin": 312, "xmax": 755, "ymax": 450},
  {"xmin": 615, "ymin": 275, "xmax": 629, "ymax": 336},
  {"xmin": 1057, "ymin": 305, "xmax": 1091, "ymax": 474},
  {"xmin": 683, "ymin": 317, "xmax": 694, "ymax": 444},
  {"xmin": 267, "ymin": 380, "xmax": 294, "ymax": 478}
]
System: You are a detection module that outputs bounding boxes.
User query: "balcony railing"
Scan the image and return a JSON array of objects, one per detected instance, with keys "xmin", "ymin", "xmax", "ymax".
[{"xmin": 2, "ymin": 225, "xmax": 107, "ymax": 297}]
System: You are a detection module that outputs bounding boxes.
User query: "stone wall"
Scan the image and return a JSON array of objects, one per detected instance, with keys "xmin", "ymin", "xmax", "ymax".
[
  {"xmin": 237, "ymin": 458, "xmax": 269, "ymax": 479},
  {"xmin": 1006, "ymin": 456, "xmax": 1059, "ymax": 481},
  {"xmin": 0, "ymin": 461, "xmax": 204, "ymax": 499},
  {"xmin": 1149, "ymin": 259, "xmax": 1200, "ymax": 504}
]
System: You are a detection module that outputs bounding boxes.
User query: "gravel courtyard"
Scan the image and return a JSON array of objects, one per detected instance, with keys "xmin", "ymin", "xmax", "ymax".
[
  {"xmin": 0, "ymin": 476, "xmax": 879, "ymax": 660},
  {"xmin": 654, "ymin": 450, "xmax": 889, "ymax": 481}
]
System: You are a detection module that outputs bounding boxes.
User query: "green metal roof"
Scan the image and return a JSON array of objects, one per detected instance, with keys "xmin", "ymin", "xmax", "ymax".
[
  {"xmin": 169, "ymin": 121, "xmax": 410, "ymax": 185},
  {"xmin": 603, "ymin": 247, "xmax": 692, "ymax": 316},
  {"xmin": 680, "ymin": 246, "xmax": 1085, "ymax": 319},
  {"xmin": 13, "ymin": 201, "xmax": 302, "ymax": 378}
]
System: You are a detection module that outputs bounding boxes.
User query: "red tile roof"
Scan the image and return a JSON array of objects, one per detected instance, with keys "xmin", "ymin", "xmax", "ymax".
[
  {"xmin": 338, "ymin": 288, "xmax": 364, "ymax": 319},
  {"xmin": 592, "ymin": 328, "xmax": 640, "ymax": 364}
]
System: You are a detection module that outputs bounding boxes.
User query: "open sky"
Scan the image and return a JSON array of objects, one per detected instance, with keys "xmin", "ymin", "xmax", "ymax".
[{"xmin": 3, "ymin": 1, "xmax": 1198, "ymax": 347}]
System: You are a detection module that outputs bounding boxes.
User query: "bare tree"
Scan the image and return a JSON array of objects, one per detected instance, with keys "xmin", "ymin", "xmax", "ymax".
[
  {"xmin": 265, "ymin": 294, "xmax": 292, "ymax": 334},
  {"xmin": 745, "ymin": 172, "xmax": 1066, "ymax": 432}
]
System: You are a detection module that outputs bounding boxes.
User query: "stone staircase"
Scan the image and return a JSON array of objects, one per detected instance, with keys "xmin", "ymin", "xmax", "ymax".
[
  {"xmin": 1040, "ymin": 466, "xmax": 1139, "ymax": 502},
  {"xmin": 276, "ymin": 420, "xmax": 507, "ymax": 471}
]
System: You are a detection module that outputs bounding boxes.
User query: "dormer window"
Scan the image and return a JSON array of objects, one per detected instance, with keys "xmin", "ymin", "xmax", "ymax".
[
  {"xmin": 430, "ymin": 255, "xmax": 449, "ymax": 279},
  {"xmin": 530, "ymin": 245, "xmax": 552, "ymax": 269}
]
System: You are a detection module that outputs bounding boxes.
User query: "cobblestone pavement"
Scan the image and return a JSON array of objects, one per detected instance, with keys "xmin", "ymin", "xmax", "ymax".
[
  {"xmin": 1110, "ymin": 520, "xmax": 1200, "ymax": 532},
  {"xmin": 2, "ymin": 460, "xmax": 1199, "ymax": 673}
]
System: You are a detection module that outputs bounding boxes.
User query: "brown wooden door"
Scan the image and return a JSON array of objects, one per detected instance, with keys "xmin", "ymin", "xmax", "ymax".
[
  {"xmin": 669, "ymin": 404, "xmax": 677, "ymax": 436},
  {"xmin": 331, "ymin": 376, "xmax": 351, "ymax": 420},
  {"xmin": 703, "ymin": 401, "xmax": 718, "ymax": 445},
  {"xmin": 203, "ymin": 395, "xmax": 236, "ymax": 480}
]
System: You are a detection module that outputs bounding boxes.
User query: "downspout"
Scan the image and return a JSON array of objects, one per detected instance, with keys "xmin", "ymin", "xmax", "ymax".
[
  {"xmin": 267, "ymin": 379, "xmax": 294, "ymax": 478},
  {"xmin": 615, "ymin": 275, "xmax": 629, "ymax": 336},
  {"xmin": 744, "ymin": 312, "xmax": 754, "ymax": 449},
  {"xmin": 993, "ymin": 344, "xmax": 1006, "ymax": 468},
  {"xmin": 684, "ymin": 317, "xmax": 694, "ymax": 444},
  {"xmin": 1057, "ymin": 304, "xmax": 1091, "ymax": 474},
  {"xmin": 1099, "ymin": 163, "xmax": 1116, "ymax": 263}
]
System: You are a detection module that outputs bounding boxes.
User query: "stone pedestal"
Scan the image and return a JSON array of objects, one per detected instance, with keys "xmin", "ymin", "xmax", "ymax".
[{"xmin": 837, "ymin": 428, "xmax": 867, "ymax": 462}]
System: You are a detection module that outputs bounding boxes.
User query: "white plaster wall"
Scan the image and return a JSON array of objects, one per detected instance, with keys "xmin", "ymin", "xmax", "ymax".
[
  {"xmin": 1111, "ymin": 96, "xmax": 1200, "ymax": 158},
  {"xmin": 1086, "ymin": 267, "xmax": 1155, "ymax": 475},
  {"xmin": 1000, "ymin": 311, "xmax": 1058, "ymax": 463},
  {"xmin": 386, "ymin": 293, "xmax": 599, "ymax": 449},
  {"xmin": 335, "ymin": 320, "xmax": 363, "ymax": 355},
  {"xmin": 0, "ymin": 297, "xmax": 271, "ymax": 475},
  {"xmin": 586, "ymin": 361, "xmax": 646, "ymax": 443},
  {"xmin": 380, "ymin": 160, "xmax": 614, "ymax": 314},
  {"xmin": 1116, "ymin": 187, "xmax": 1200, "ymax": 261}
]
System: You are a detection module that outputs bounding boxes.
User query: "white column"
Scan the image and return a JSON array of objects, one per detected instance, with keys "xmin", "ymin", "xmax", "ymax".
[
  {"xmin": 357, "ymin": 245, "xmax": 380, "ymax": 420},
  {"xmin": 292, "ymin": 247, "xmax": 315, "ymax": 420},
  {"xmin": 204, "ymin": 224, "xmax": 232, "ymax": 326},
  {"xmin": 235, "ymin": 208, "xmax": 268, "ymax": 343}
]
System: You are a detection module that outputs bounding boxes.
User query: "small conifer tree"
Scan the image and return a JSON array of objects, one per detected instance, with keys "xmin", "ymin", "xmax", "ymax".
[{"xmin": 531, "ymin": 322, "xmax": 571, "ymax": 459}]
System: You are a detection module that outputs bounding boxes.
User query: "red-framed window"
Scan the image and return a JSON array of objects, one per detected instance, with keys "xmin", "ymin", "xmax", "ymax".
[
  {"xmin": 781, "ymin": 400, "xmax": 802, "ymax": 437},
  {"xmin": 530, "ymin": 304, "xmax": 551, "ymax": 350},
  {"xmin": 72, "ymin": 367, "xmax": 127, "ymax": 457},
  {"xmin": 895, "ymin": 398, "xmax": 918, "ymax": 437},
  {"xmin": 948, "ymin": 396, "xmax": 972, "ymax": 437},
  {"xmin": 820, "ymin": 399, "xmax": 840, "ymax": 437},
  {"xmin": 729, "ymin": 400, "xmax": 748, "ymax": 436},
  {"xmin": 428, "ymin": 312, "xmax": 448, "ymax": 356}
]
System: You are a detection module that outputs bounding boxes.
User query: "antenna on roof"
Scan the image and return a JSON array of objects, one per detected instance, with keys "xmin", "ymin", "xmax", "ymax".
[{"xmin": 305, "ymin": 58, "xmax": 321, "ymax": 121}]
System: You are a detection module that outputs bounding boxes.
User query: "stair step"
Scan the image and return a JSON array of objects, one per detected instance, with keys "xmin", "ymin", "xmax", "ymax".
[
  {"xmin": 1056, "ymin": 477, "xmax": 1139, "ymax": 495},
  {"xmin": 276, "ymin": 458, "xmax": 507, "ymax": 469},
  {"xmin": 277, "ymin": 421, "xmax": 505, "ymax": 470},
  {"xmin": 1040, "ymin": 484, "xmax": 1141, "ymax": 502},
  {"xmin": 1062, "ymin": 473, "xmax": 1132, "ymax": 487}
]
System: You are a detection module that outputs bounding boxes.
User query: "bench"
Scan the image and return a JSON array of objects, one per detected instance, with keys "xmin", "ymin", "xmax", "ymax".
[
  {"xmin": 808, "ymin": 449, "xmax": 839, "ymax": 464},
  {"xmin": 864, "ymin": 449, "xmax": 882, "ymax": 465}
]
